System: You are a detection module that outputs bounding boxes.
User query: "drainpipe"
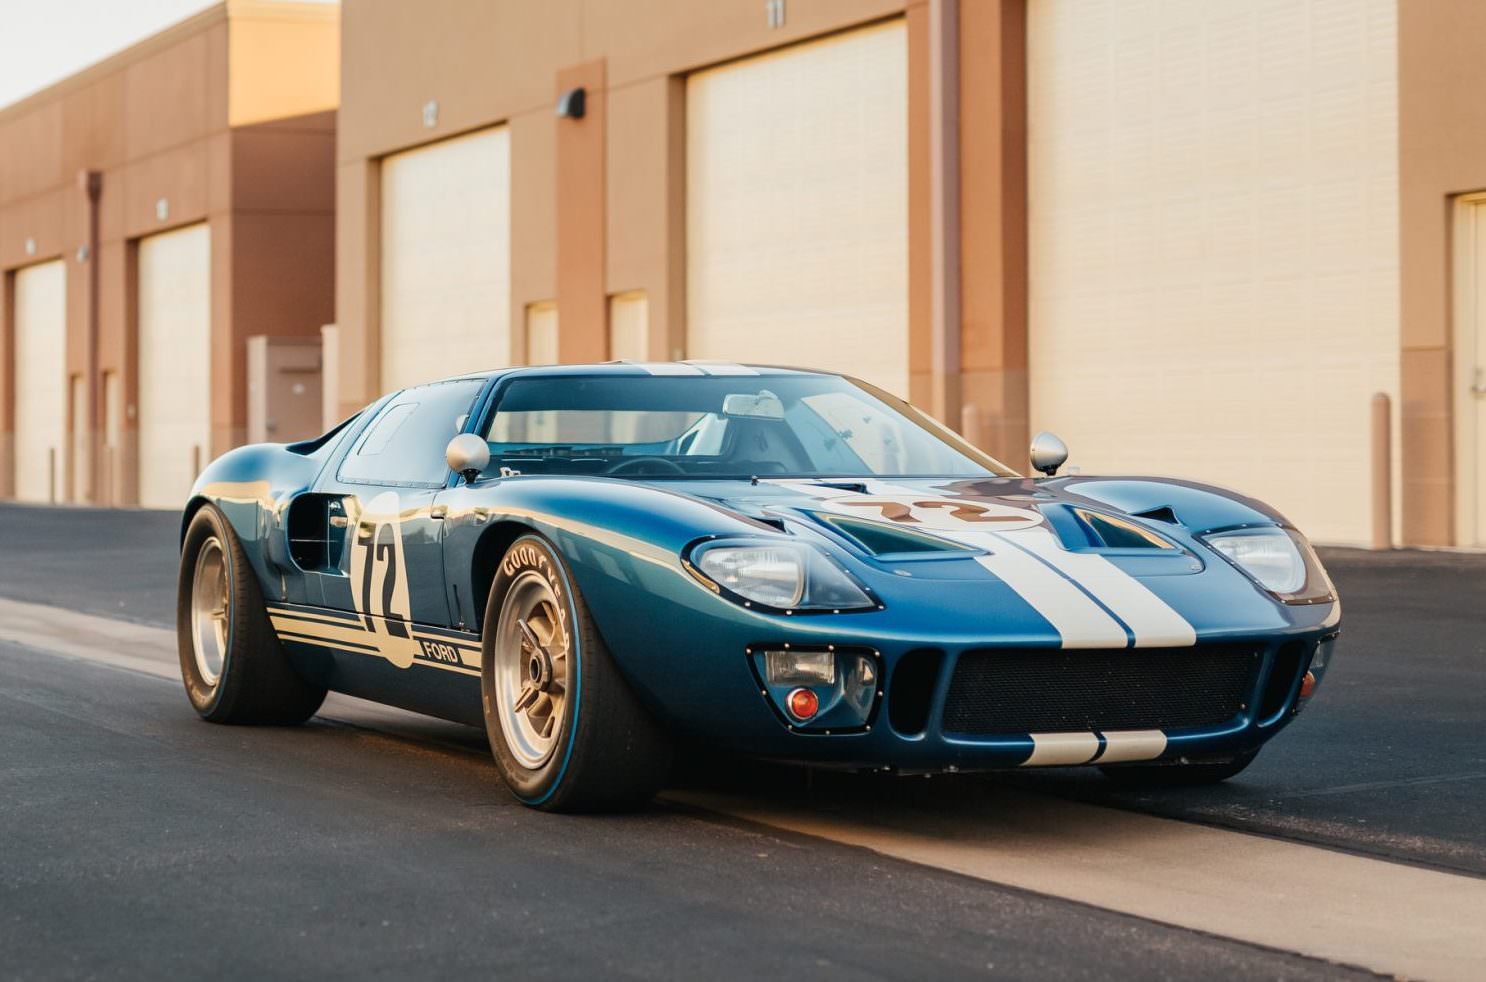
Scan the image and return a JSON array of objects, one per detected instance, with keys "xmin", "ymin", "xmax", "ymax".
[
  {"xmin": 78, "ymin": 170, "xmax": 102, "ymax": 504},
  {"xmin": 929, "ymin": 0, "xmax": 962, "ymax": 427}
]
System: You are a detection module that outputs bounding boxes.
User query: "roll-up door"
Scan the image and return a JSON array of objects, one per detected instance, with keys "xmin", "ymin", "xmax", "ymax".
[
  {"xmin": 138, "ymin": 222, "xmax": 212, "ymax": 510},
  {"xmin": 1026, "ymin": 0, "xmax": 1399, "ymax": 544},
  {"xmin": 380, "ymin": 126, "xmax": 511, "ymax": 393},
  {"xmin": 12, "ymin": 260, "xmax": 67, "ymax": 503},
  {"xmin": 686, "ymin": 20, "xmax": 908, "ymax": 395}
]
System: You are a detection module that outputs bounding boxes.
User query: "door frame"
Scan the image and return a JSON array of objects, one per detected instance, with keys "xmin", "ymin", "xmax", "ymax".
[{"xmin": 1452, "ymin": 192, "xmax": 1486, "ymax": 547}]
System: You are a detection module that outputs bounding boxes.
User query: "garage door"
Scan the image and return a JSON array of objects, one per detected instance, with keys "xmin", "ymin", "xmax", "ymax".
[
  {"xmin": 686, "ymin": 20, "xmax": 908, "ymax": 395},
  {"xmin": 12, "ymin": 260, "xmax": 66, "ymax": 503},
  {"xmin": 1026, "ymin": 0, "xmax": 1399, "ymax": 544},
  {"xmin": 381, "ymin": 126, "xmax": 510, "ymax": 394},
  {"xmin": 138, "ymin": 222, "xmax": 211, "ymax": 510}
]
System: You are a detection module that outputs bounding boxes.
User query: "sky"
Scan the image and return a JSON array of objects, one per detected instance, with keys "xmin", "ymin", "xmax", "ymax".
[{"xmin": 0, "ymin": 0, "xmax": 335, "ymax": 108}]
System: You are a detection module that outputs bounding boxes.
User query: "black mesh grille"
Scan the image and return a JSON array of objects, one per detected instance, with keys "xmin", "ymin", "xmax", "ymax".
[{"xmin": 941, "ymin": 645, "xmax": 1262, "ymax": 735}]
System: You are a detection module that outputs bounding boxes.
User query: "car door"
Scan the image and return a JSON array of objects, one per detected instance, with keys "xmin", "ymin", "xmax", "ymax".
[{"xmin": 307, "ymin": 378, "xmax": 487, "ymax": 658}]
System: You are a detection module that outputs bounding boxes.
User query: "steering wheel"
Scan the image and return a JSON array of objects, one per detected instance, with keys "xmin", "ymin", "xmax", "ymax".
[{"xmin": 606, "ymin": 456, "xmax": 687, "ymax": 476}]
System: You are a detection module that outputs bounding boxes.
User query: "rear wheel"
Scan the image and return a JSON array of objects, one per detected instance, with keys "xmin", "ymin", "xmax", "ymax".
[
  {"xmin": 482, "ymin": 533, "xmax": 671, "ymax": 812},
  {"xmin": 177, "ymin": 505, "xmax": 326, "ymax": 724},
  {"xmin": 1099, "ymin": 748, "xmax": 1259, "ymax": 787}
]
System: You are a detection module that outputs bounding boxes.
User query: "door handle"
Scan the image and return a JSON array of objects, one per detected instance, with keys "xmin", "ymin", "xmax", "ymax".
[
  {"xmin": 430, "ymin": 504, "xmax": 449, "ymax": 520},
  {"xmin": 1473, "ymin": 369, "xmax": 1486, "ymax": 395},
  {"xmin": 329, "ymin": 515, "xmax": 349, "ymax": 529}
]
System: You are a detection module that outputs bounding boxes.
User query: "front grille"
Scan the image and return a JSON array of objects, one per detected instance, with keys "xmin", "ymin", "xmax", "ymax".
[{"xmin": 941, "ymin": 645, "xmax": 1261, "ymax": 735}]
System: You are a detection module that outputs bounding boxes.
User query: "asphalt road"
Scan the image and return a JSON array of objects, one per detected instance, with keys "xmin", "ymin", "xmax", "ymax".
[{"xmin": 1, "ymin": 502, "xmax": 1483, "ymax": 978}]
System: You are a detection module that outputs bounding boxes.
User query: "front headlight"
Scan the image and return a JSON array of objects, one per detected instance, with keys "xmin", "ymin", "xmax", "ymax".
[
  {"xmin": 689, "ymin": 541, "xmax": 878, "ymax": 612},
  {"xmin": 1201, "ymin": 527, "xmax": 1334, "ymax": 604}
]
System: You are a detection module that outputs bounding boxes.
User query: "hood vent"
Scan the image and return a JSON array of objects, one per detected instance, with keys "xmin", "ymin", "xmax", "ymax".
[
  {"xmin": 816, "ymin": 513, "xmax": 976, "ymax": 557},
  {"xmin": 1130, "ymin": 505, "xmax": 1181, "ymax": 526}
]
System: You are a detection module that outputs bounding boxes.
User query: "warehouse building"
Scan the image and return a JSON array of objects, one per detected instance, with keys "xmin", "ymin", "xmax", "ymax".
[
  {"xmin": 12, "ymin": 0, "xmax": 1486, "ymax": 548},
  {"xmin": 331, "ymin": 0, "xmax": 1486, "ymax": 547},
  {"xmin": 0, "ymin": 0, "xmax": 336, "ymax": 508}
]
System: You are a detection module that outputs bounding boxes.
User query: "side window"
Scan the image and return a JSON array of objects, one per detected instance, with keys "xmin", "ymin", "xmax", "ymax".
[{"xmin": 338, "ymin": 379, "xmax": 484, "ymax": 485}]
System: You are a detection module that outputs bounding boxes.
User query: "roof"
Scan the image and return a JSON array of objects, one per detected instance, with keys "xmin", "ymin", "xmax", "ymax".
[{"xmin": 456, "ymin": 361, "xmax": 834, "ymax": 382}]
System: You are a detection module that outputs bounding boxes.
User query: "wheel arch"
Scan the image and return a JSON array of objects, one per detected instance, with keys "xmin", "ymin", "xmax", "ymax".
[{"xmin": 469, "ymin": 519, "xmax": 538, "ymax": 620}]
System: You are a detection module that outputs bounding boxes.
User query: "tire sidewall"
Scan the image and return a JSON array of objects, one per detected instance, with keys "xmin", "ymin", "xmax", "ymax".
[
  {"xmin": 482, "ymin": 534, "xmax": 582, "ymax": 806},
  {"xmin": 178, "ymin": 506, "xmax": 238, "ymax": 716}
]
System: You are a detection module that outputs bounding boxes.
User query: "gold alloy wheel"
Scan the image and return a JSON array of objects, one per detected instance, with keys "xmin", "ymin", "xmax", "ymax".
[
  {"xmin": 494, "ymin": 570, "xmax": 570, "ymax": 769},
  {"xmin": 189, "ymin": 536, "xmax": 230, "ymax": 686}
]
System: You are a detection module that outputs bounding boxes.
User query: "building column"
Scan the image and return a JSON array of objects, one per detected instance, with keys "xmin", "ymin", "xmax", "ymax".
[
  {"xmin": 555, "ymin": 59, "xmax": 608, "ymax": 363},
  {"xmin": 958, "ymin": 0, "xmax": 1029, "ymax": 466}
]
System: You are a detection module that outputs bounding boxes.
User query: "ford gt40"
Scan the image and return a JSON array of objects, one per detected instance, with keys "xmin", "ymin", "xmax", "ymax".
[{"xmin": 176, "ymin": 363, "xmax": 1338, "ymax": 811}]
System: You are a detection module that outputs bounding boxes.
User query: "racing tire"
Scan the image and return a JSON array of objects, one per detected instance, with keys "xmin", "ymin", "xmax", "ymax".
[
  {"xmin": 481, "ymin": 533, "xmax": 671, "ymax": 812},
  {"xmin": 177, "ymin": 504, "xmax": 326, "ymax": 725},
  {"xmin": 1099, "ymin": 748, "xmax": 1259, "ymax": 787}
]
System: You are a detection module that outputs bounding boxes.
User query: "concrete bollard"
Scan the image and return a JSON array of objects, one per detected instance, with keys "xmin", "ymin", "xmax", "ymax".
[{"xmin": 1371, "ymin": 392, "xmax": 1392, "ymax": 550}]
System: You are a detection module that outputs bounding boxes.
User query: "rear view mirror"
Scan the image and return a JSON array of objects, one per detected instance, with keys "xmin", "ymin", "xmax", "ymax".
[{"xmin": 722, "ymin": 390, "xmax": 785, "ymax": 420}]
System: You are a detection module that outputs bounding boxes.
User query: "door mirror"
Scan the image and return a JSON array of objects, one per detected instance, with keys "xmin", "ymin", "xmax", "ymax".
[
  {"xmin": 1029, "ymin": 431, "xmax": 1069, "ymax": 477},
  {"xmin": 446, "ymin": 433, "xmax": 490, "ymax": 485}
]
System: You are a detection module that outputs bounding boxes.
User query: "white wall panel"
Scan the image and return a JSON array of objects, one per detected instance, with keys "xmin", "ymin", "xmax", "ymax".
[
  {"xmin": 138, "ymin": 222, "xmax": 212, "ymax": 510},
  {"xmin": 381, "ymin": 126, "xmax": 510, "ymax": 393},
  {"xmin": 1028, "ymin": 0, "xmax": 1399, "ymax": 544},
  {"xmin": 686, "ymin": 20, "xmax": 908, "ymax": 395},
  {"xmin": 12, "ymin": 260, "xmax": 67, "ymax": 503}
]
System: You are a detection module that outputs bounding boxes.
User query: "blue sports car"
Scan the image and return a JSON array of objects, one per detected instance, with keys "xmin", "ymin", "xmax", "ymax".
[{"xmin": 177, "ymin": 363, "xmax": 1338, "ymax": 811}]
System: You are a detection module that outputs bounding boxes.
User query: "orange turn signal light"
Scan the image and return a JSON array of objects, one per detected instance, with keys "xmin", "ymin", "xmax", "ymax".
[
  {"xmin": 786, "ymin": 687, "xmax": 819, "ymax": 721},
  {"xmin": 1299, "ymin": 670, "xmax": 1317, "ymax": 698}
]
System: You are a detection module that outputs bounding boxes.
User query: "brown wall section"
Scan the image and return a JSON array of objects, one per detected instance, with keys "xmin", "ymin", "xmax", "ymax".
[
  {"xmin": 555, "ymin": 60, "xmax": 608, "ymax": 363},
  {"xmin": 959, "ymin": 0, "xmax": 1028, "ymax": 466},
  {"xmin": 1398, "ymin": 0, "xmax": 1486, "ymax": 546},
  {"xmin": 336, "ymin": 0, "xmax": 1027, "ymax": 444},
  {"xmin": 0, "ymin": 2, "xmax": 337, "ymax": 506}
]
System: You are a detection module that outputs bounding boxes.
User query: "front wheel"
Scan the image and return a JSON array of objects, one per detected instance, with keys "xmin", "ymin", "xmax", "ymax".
[
  {"xmin": 1099, "ymin": 748, "xmax": 1259, "ymax": 788},
  {"xmin": 481, "ymin": 534, "xmax": 671, "ymax": 812}
]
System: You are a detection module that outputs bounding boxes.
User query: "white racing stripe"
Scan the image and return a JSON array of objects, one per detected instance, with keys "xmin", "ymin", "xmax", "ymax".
[
  {"xmin": 1006, "ymin": 529, "xmax": 1196, "ymax": 647},
  {"xmin": 629, "ymin": 362, "xmax": 705, "ymax": 376},
  {"xmin": 685, "ymin": 361, "xmax": 759, "ymax": 376},
  {"xmin": 973, "ymin": 551, "xmax": 1129, "ymax": 649},
  {"xmin": 1092, "ymin": 729, "xmax": 1167, "ymax": 764},
  {"xmin": 1023, "ymin": 732, "xmax": 1102, "ymax": 766}
]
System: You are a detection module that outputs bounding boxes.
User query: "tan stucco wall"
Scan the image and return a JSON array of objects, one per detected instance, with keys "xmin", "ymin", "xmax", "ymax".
[
  {"xmin": 0, "ymin": 2, "xmax": 337, "ymax": 505},
  {"xmin": 1398, "ymin": 0, "xmax": 1486, "ymax": 546}
]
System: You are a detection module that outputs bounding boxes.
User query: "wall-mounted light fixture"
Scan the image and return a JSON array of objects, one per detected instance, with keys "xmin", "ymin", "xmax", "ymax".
[
  {"xmin": 156, "ymin": 198, "xmax": 169, "ymax": 221},
  {"xmin": 556, "ymin": 87, "xmax": 586, "ymax": 120},
  {"xmin": 422, "ymin": 99, "xmax": 439, "ymax": 128},
  {"xmin": 24, "ymin": 237, "xmax": 36, "ymax": 256}
]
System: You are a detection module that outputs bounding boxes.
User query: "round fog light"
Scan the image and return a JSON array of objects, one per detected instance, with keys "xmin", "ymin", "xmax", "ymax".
[{"xmin": 786, "ymin": 687, "xmax": 819, "ymax": 721}]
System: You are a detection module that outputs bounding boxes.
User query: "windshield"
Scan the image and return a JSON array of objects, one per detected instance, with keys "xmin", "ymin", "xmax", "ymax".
[{"xmin": 480, "ymin": 374, "xmax": 1016, "ymax": 480}]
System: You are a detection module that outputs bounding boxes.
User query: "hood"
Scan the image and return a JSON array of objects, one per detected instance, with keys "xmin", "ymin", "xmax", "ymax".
[{"xmin": 654, "ymin": 475, "xmax": 1285, "ymax": 555}]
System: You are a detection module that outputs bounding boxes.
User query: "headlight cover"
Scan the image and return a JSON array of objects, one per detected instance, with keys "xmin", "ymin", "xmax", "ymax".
[
  {"xmin": 688, "ymin": 541, "xmax": 879, "ymax": 613},
  {"xmin": 1201, "ymin": 526, "xmax": 1334, "ymax": 604}
]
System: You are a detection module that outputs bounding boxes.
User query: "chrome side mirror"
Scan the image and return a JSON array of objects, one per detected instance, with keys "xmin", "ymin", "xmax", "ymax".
[
  {"xmin": 446, "ymin": 433, "xmax": 490, "ymax": 485},
  {"xmin": 1029, "ymin": 431, "xmax": 1069, "ymax": 477}
]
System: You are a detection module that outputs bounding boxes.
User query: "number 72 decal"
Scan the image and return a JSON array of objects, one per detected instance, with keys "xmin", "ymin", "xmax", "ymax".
[{"xmin": 347, "ymin": 491, "xmax": 421, "ymax": 668}]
